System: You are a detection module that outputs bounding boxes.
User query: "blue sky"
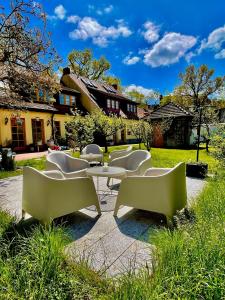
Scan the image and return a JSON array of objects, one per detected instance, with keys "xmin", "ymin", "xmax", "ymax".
[{"xmin": 24, "ymin": 1, "xmax": 225, "ymax": 95}]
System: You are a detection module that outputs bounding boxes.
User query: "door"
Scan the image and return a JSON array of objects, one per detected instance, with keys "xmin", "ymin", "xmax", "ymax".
[
  {"xmin": 11, "ymin": 118, "xmax": 26, "ymax": 151},
  {"xmin": 32, "ymin": 119, "xmax": 45, "ymax": 146}
]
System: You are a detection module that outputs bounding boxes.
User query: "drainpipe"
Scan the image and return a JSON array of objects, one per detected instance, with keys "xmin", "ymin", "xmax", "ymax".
[{"xmin": 51, "ymin": 113, "xmax": 55, "ymax": 141}]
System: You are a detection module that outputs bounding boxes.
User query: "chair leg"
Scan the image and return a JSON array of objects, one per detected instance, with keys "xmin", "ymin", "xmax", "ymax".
[
  {"xmin": 107, "ymin": 177, "xmax": 111, "ymax": 187},
  {"xmin": 96, "ymin": 202, "xmax": 102, "ymax": 216},
  {"xmin": 40, "ymin": 218, "xmax": 51, "ymax": 227},
  {"xmin": 165, "ymin": 215, "xmax": 173, "ymax": 228},
  {"xmin": 21, "ymin": 209, "xmax": 26, "ymax": 219},
  {"xmin": 113, "ymin": 202, "xmax": 120, "ymax": 217}
]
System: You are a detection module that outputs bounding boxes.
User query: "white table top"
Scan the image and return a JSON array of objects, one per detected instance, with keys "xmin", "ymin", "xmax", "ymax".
[{"xmin": 86, "ymin": 166, "xmax": 126, "ymax": 178}]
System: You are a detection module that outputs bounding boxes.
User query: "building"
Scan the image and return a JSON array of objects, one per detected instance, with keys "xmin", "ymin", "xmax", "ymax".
[
  {"xmin": 0, "ymin": 85, "xmax": 81, "ymax": 152},
  {"xmin": 0, "ymin": 68, "xmax": 138, "ymax": 152},
  {"xmin": 60, "ymin": 67, "xmax": 138, "ymax": 144},
  {"xmin": 148, "ymin": 102, "xmax": 193, "ymax": 148}
]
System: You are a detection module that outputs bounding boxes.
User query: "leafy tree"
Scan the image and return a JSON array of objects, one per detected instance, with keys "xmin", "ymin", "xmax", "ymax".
[
  {"xmin": 176, "ymin": 65, "xmax": 224, "ymax": 161},
  {"xmin": 102, "ymin": 75, "xmax": 122, "ymax": 91},
  {"xmin": 65, "ymin": 115, "xmax": 95, "ymax": 152},
  {"xmin": 210, "ymin": 124, "xmax": 225, "ymax": 167},
  {"xmin": 125, "ymin": 87, "xmax": 160, "ymax": 106},
  {"xmin": 130, "ymin": 120, "xmax": 153, "ymax": 151},
  {"xmin": 91, "ymin": 109, "xmax": 124, "ymax": 153},
  {"xmin": 67, "ymin": 49, "xmax": 111, "ymax": 80},
  {"xmin": 0, "ymin": 0, "xmax": 60, "ymax": 101}
]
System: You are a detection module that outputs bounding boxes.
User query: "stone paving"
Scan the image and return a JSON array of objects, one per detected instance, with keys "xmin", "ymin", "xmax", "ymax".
[{"xmin": 0, "ymin": 175, "xmax": 206, "ymax": 277}]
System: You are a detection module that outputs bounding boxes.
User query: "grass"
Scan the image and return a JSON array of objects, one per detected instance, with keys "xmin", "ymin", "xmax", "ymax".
[
  {"xmin": 106, "ymin": 172, "xmax": 225, "ymax": 299},
  {"xmin": 0, "ymin": 144, "xmax": 217, "ymax": 179},
  {"xmin": 0, "ymin": 216, "xmax": 108, "ymax": 299},
  {"xmin": 0, "ymin": 147, "xmax": 223, "ymax": 299}
]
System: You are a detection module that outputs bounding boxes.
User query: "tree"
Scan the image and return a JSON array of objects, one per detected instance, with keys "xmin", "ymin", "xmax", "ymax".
[
  {"xmin": 0, "ymin": 0, "xmax": 60, "ymax": 101},
  {"xmin": 210, "ymin": 124, "xmax": 225, "ymax": 167},
  {"xmin": 176, "ymin": 65, "xmax": 224, "ymax": 161},
  {"xmin": 67, "ymin": 48, "xmax": 111, "ymax": 80},
  {"xmin": 125, "ymin": 87, "xmax": 160, "ymax": 106},
  {"xmin": 65, "ymin": 115, "xmax": 95, "ymax": 152},
  {"xmin": 130, "ymin": 120, "xmax": 153, "ymax": 151},
  {"xmin": 91, "ymin": 109, "xmax": 124, "ymax": 153},
  {"xmin": 102, "ymin": 75, "xmax": 122, "ymax": 91}
]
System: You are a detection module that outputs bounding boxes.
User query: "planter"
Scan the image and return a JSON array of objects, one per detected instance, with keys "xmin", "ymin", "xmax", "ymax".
[{"xmin": 186, "ymin": 162, "xmax": 208, "ymax": 178}]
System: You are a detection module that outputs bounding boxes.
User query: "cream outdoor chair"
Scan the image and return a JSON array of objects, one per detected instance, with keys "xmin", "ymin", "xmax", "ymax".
[
  {"xmin": 109, "ymin": 145, "xmax": 133, "ymax": 162},
  {"xmin": 114, "ymin": 162, "xmax": 187, "ymax": 224},
  {"xmin": 22, "ymin": 167, "xmax": 101, "ymax": 224},
  {"xmin": 81, "ymin": 144, "xmax": 103, "ymax": 163},
  {"xmin": 109, "ymin": 150, "xmax": 151, "ymax": 176},
  {"xmin": 46, "ymin": 152, "xmax": 89, "ymax": 178}
]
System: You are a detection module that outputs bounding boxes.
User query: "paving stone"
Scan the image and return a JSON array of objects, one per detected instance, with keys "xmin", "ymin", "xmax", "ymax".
[{"xmin": 0, "ymin": 174, "xmax": 206, "ymax": 276}]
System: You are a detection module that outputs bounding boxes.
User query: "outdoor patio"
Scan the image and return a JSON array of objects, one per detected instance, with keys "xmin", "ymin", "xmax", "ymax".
[{"xmin": 0, "ymin": 175, "xmax": 205, "ymax": 276}]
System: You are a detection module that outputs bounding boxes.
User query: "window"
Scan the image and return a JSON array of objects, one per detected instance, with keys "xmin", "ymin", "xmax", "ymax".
[
  {"xmin": 107, "ymin": 99, "xmax": 111, "ymax": 108},
  {"xmin": 112, "ymin": 100, "xmax": 115, "ymax": 109},
  {"xmin": 127, "ymin": 104, "xmax": 130, "ymax": 111},
  {"xmin": 54, "ymin": 121, "xmax": 61, "ymax": 137},
  {"xmin": 59, "ymin": 94, "xmax": 64, "ymax": 105},
  {"xmin": 70, "ymin": 95, "xmax": 76, "ymax": 106},
  {"xmin": 11, "ymin": 118, "xmax": 26, "ymax": 149},
  {"xmin": 65, "ymin": 95, "xmax": 70, "ymax": 105},
  {"xmin": 116, "ymin": 101, "xmax": 119, "ymax": 109}
]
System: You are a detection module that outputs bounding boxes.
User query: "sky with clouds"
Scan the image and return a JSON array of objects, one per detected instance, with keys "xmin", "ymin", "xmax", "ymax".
[{"xmin": 27, "ymin": 0, "xmax": 225, "ymax": 95}]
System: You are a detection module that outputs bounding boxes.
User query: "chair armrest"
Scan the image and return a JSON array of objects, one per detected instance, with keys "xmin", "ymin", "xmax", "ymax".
[
  {"xmin": 42, "ymin": 170, "xmax": 65, "ymax": 179},
  {"xmin": 67, "ymin": 156, "xmax": 89, "ymax": 170},
  {"xmin": 109, "ymin": 155, "xmax": 128, "ymax": 168},
  {"xmin": 144, "ymin": 168, "xmax": 171, "ymax": 176},
  {"xmin": 46, "ymin": 160, "xmax": 61, "ymax": 172}
]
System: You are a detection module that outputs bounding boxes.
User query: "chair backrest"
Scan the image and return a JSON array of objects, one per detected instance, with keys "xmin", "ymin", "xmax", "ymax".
[
  {"xmin": 47, "ymin": 152, "xmax": 70, "ymax": 172},
  {"xmin": 126, "ymin": 150, "xmax": 150, "ymax": 170},
  {"xmin": 85, "ymin": 144, "xmax": 101, "ymax": 154}
]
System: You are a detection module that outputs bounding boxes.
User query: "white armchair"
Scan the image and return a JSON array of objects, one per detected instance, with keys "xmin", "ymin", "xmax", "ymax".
[
  {"xmin": 109, "ymin": 150, "xmax": 152, "ymax": 177},
  {"xmin": 82, "ymin": 144, "xmax": 103, "ymax": 155},
  {"xmin": 22, "ymin": 167, "xmax": 101, "ymax": 224},
  {"xmin": 109, "ymin": 145, "xmax": 133, "ymax": 162},
  {"xmin": 46, "ymin": 152, "xmax": 89, "ymax": 178},
  {"xmin": 114, "ymin": 162, "xmax": 187, "ymax": 224}
]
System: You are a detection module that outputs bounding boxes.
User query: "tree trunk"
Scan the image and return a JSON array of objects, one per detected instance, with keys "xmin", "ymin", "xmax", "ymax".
[
  {"xmin": 104, "ymin": 136, "xmax": 108, "ymax": 153},
  {"xmin": 206, "ymin": 139, "xmax": 210, "ymax": 152}
]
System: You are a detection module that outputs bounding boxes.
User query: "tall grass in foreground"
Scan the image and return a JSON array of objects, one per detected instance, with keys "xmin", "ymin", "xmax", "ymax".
[
  {"xmin": 108, "ymin": 173, "xmax": 225, "ymax": 299},
  {"xmin": 0, "ymin": 217, "xmax": 108, "ymax": 299}
]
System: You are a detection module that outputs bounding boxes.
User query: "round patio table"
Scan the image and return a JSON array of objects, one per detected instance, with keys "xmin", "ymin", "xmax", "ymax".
[{"xmin": 86, "ymin": 166, "xmax": 126, "ymax": 203}]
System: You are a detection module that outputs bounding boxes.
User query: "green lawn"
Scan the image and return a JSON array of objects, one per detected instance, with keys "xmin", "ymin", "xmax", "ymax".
[{"xmin": 0, "ymin": 145, "xmax": 218, "ymax": 179}]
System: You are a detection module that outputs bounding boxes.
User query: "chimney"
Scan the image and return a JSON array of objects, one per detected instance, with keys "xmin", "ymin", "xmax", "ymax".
[
  {"xmin": 112, "ymin": 83, "xmax": 118, "ymax": 90},
  {"xmin": 63, "ymin": 67, "xmax": 70, "ymax": 75}
]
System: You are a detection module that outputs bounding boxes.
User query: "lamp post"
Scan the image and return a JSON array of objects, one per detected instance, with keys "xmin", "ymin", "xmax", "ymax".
[{"xmin": 196, "ymin": 106, "xmax": 203, "ymax": 162}]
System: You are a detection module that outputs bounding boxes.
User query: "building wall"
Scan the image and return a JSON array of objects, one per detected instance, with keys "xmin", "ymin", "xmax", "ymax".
[{"xmin": 0, "ymin": 108, "xmax": 73, "ymax": 148}]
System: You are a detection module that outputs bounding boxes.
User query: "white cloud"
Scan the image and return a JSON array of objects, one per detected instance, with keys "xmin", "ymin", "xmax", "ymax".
[
  {"xmin": 69, "ymin": 17, "xmax": 132, "ymax": 47},
  {"xmin": 142, "ymin": 21, "xmax": 160, "ymax": 43},
  {"xmin": 67, "ymin": 15, "xmax": 80, "ymax": 24},
  {"xmin": 104, "ymin": 5, "xmax": 114, "ymax": 13},
  {"xmin": 199, "ymin": 25, "xmax": 225, "ymax": 52},
  {"xmin": 92, "ymin": 4, "xmax": 114, "ymax": 15},
  {"xmin": 215, "ymin": 49, "xmax": 225, "ymax": 59},
  {"xmin": 199, "ymin": 25, "xmax": 225, "ymax": 59},
  {"xmin": 54, "ymin": 4, "xmax": 66, "ymax": 20},
  {"xmin": 185, "ymin": 51, "xmax": 196, "ymax": 63},
  {"xmin": 143, "ymin": 32, "xmax": 197, "ymax": 67},
  {"xmin": 124, "ymin": 84, "xmax": 156, "ymax": 97},
  {"xmin": 47, "ymin": 4, "xmax": 66, "ymax": 21},
  {"xmin": 123, "ymin": 55, "xmax": 140, "ymax": 65}
]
